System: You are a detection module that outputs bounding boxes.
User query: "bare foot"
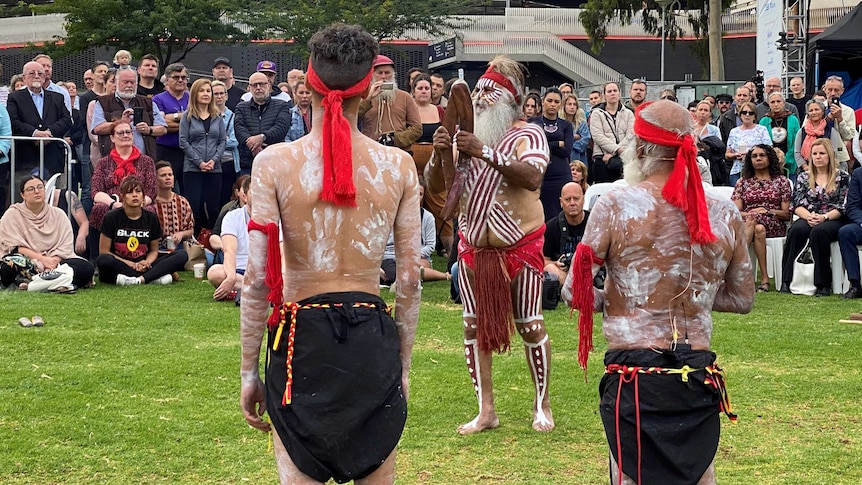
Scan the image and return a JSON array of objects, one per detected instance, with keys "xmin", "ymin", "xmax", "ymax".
[
  {"xmin": 532, "ymin": 404, "xmax": 554, "ymax": 432},
  {"xmin": 457, "ymin": 413, "xmax": 499, "ymax": 435}
]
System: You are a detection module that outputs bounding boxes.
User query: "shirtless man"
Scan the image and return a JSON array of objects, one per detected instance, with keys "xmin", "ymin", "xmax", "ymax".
[
  {"xmin": 563, "ymin": 100, "xmax": 754, "ymax": 485},
  {"xmin": 239, "ymin": 24, "xmax": 421, "ymax": 484},
  {"xmin": 430, "ymin": 56, "xmax": 553, "ymax": 434}
]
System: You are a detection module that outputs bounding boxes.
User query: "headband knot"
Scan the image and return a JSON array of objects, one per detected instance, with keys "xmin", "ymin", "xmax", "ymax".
[
  {"xmin": 633, "ymin": 101, "xmax": 716, "ymax": 244},
  {"xmin": 305, "ymin": 61, "xmax": 374, "ymax": 207},
  {"xmin": 479, "ymin": 67, "xmax": 521, "ymax": 104}
]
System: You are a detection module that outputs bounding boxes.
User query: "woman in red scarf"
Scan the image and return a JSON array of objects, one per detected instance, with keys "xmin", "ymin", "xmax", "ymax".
[{"xmin": 88, "ymin": 122, "xmax": 157, "ymax": 257}]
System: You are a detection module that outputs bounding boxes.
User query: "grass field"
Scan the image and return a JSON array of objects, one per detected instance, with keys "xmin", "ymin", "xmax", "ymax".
[{"xmin": 1, "ymin": 267, "xmax": 861, "ymax": 484}]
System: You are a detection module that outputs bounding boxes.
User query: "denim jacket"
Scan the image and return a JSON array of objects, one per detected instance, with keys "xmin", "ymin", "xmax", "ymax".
[
  {"xmin": 285, "ymin": 105, "xmax": 308, "ymax": 142},
  {"xmin": 221, "ymin": 108, "xmax": 240, "ymax": 172}
]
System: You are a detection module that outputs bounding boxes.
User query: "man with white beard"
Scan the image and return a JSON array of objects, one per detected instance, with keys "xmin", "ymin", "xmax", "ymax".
[
  {"xmin": 359, "ymin": 55, "xmax": 422, "ymax": 152},
  {"xmin": 91, "ymin": 67, "xmax": 167, "ymax": 158},
  {"xmin": 429, "ymin": 56, "xmax": 553, "ymax": 435}
]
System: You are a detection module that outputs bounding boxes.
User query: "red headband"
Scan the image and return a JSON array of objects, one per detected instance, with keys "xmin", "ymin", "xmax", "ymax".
[
  {"xmin": 480, "ymin": 67, "xmax": 521, "ymax": 104},
  {"xmin": 633, "ymin": 102, "xmax": 716, "ymax": 244},
  {"xmin": 305, "ymin": 61, "xmax": 374, "ymax": 207}
]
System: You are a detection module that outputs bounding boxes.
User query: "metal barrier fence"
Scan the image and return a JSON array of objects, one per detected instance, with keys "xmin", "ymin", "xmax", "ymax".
[{"xmin": 1, "ymin": 135, "xmax": 74, "ymax": 216}]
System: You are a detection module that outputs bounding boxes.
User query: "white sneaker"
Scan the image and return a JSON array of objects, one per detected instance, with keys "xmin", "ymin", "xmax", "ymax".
[
  {"xmin": 116, "ymin": 274, "xmax": 141, "ymax": 286},
  {"xmin": 151, "ymin": 274, "xmax": 173, "ymax": 285}
]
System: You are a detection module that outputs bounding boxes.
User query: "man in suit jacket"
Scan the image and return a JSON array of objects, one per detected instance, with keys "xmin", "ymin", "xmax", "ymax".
[
  {"xmin": 839, "ymin": 166, "xmax": 862, "ymax": 299},
  {"xmin": 7, "ymin": 61, "xmax": 72, "ymax": 177}
]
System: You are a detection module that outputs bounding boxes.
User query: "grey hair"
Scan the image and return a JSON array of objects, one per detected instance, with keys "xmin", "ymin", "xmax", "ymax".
[
  {"xmin": 767, "ymin": 91, "xmax": 784, "ymax": 102},
  {"xmin": 823, "ymin": 75, "xmax": 844, "ymax": 89},
  {"xmin": 805, "ymin": 98, "xmax": 827, "ymax": 113},
  {"xmin": 623, "ymin": 101, "xmax": 691, "ymax": 183}
]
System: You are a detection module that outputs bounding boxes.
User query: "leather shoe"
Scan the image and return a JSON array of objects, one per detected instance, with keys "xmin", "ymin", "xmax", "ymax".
[
  {"xmin": 843, "ymin": 287, "xmax": 862, "ymax": 299},
  {"xmin": 816, "ymin": 287, "xmax": 833, "ymax": 297},
  {"xmin": 779, "ymin": 283, "xmax": 791, "ymax": 294}
]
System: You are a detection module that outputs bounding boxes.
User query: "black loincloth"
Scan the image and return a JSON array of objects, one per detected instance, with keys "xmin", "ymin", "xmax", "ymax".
[
  {"xmin": 599, "ymin": 349, "xmax": 723, "ymax": 485},
  {"xmin": 265, "ymin": 292, "xmax": 406, "ymax": 484}
]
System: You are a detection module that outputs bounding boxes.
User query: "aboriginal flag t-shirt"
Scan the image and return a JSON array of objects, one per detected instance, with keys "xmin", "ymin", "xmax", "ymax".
[{"xmin": 100, "ymin": 209, "xmax": 163, "ymax": 263}]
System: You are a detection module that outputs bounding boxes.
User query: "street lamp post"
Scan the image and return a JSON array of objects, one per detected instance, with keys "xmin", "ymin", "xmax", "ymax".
[{"xmin": 656, "ymin": 0, "xmax": 678, "ymax": 82}]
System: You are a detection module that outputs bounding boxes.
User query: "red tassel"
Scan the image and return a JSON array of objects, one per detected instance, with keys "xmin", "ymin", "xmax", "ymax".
[
  {"xmin": 474, "ymin": 249, "xmax": 515, "ymax": 353},
  {"xmin": 570, "ymin": 244, "xmax": 604, "ymax": 379},
  {"xmin": 247, "ymin": 220, "xmax": 284, "ymax": 327}
]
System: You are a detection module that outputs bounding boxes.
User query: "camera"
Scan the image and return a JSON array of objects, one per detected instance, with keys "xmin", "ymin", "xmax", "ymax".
[
  {"xmin": 377, "ymin": 133, "xmax": 395, "ymax": 146},
  {"xmin": 558, "ymin": 252, "xmax": 573, "ymax": 268},
  {"xmin": 381, "ymin": 81, "xmax": 394, "ymax": 91}
]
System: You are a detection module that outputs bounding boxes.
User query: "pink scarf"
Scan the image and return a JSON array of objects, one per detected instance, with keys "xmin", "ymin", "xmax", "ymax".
[
  {"xmin": 800, "ymin": 119, "xmax": 826, "ymax": 162},
  {"xmin": 0, "ymin": 202, "xmax": 75, "ymax": 260}
]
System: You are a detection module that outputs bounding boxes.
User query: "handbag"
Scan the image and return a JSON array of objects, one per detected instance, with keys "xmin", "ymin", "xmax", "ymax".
[
  {"xmin": 789, "ymin": 242, "xmax": 816, "ymax": 296},
  {"xmin": 183, "ymin": 240, "xmax": 206, "ymax": 272},
  {"xmin": 27, "ymin": 263, "xmax": 75, "ymax": 292}
]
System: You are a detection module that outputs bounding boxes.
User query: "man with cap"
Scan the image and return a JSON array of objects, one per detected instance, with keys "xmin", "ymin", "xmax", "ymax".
[
  {"xmin": 240, "ymin": 23, "xmax": 420, "ymax": 484},
  {"xmin": 359, "ymin": 54, "xmax": 421, "ymax": 152},
  {"xmin": 712, "ymin": 93, "xmax": 733, "ymax": 126},
  {"xmin": 240, "ymin": 60, "xmax": 293, "ymax": 106},
  {"xmin": 212, "ymin": 57, "xmax": 245, "ymax": 110},
  {"xmin": 429, "ymin": 56, "xmax": 554, "ymax": 435},
  {"xmin": 563, "ymin": 100, "xmax": 753, "ymax": 485}
]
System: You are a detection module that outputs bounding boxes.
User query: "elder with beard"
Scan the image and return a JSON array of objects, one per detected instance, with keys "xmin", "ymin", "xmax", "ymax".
[
  {"xmin": 358, "ymin": 55, "xmax": 422, "ymax": 151},
  {"xmin": 92, "ymin": 67, "xmax": 168, "ymax": 159},
  {"xmin": 528, "ymin": 88, "xmax": 574, "ymax": 222},
  {"xmin": 564, "ymin": 100, "xmax": 753, "ymax": 485},
  {"xmin": 429, "ymin": 56, "xmax": 554, "ymax": 435}
]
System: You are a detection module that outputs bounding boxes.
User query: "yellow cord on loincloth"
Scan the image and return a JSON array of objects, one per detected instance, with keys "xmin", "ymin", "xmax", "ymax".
[
  {"xmin": 606, "ymin": 363, "xmax": 738, "ymax": 422},
  {"xmin": 272, "ymin": 301, "xmax": 394, "ymax": 406}
]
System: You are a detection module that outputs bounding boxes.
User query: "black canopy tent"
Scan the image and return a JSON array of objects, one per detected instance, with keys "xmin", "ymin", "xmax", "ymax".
[{"xmin": 807, "ymin": 2, "xmax": 862, "ymax": 92}]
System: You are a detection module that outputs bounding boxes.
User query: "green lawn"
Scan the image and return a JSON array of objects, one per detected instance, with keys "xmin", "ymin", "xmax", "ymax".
[{"xmin": 1, "ymin": 269, "xmax": 861, "ymax": 484}]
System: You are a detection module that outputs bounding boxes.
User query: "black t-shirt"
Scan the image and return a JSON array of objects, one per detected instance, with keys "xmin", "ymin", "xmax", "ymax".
[
  {"xmin": 787, "ymin": 95, "xmax": 811, "ymax": 118},
  {"xmin": 543, "ymin": 210, "xmax": 589, "ymax": 261},
  {"xmin": 101, "ymin": 209, "xmax": 162, "ymax": 262},
  {"xmin": 226, "ymin": 85, "xmax": 246, "ymax": 111},
  {"xmin": 137, "ymin": 80, "xmax": 165, "ymax": 99}
]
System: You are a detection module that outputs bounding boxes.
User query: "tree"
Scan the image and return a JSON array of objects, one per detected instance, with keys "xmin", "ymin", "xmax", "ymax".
[
  {"xmin": 579, "ymin": 0, "xmax": 733, "ymax": 80},
  {"xmin": 237, "ymin": 0, "xmax": 474, "ymax": 58},
  {"xmin": 33, "ymin": 0, "xmax": 249, "ymax": 68}
]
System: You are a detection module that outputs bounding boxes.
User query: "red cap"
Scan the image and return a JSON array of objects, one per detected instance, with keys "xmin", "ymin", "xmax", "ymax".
[{"xmin": 372, "ymin": 55, "xmax": 394, "ymax": 68}]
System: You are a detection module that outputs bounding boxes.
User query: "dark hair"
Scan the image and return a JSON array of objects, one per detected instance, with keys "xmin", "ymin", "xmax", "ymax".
[
  {"xmin": 687, "ymin": 100, "xmax": 699, "ymax": 110},
  {"xmin": 408, "ymin": 67, "xmax": 428, "ymax": 79},
  {"xmin": 155, "ymin": 160, "xmax": 172, "ymax": 171},
  {"xmin": 418, "ymin": 176, "xmax": 427, "ymax": 191},
  {"xmin": 741, "ymin": 144, "xmax": 782, "ymax": 179},
  {"xmin": 104, "ymin": 68, "xmax": 117, "ymax": 84},
  {"xmin": 814, "ymin": 89, "xmax": 827, "ymax": 98},
  {"xmin": 19, "ymin": 174, "xmax": 43, "ymax": 194},
  {"xmin": 232, "ymin": 175, "xmax": 251, "ymax": 199},
  {"xmin": 92, "ymin": 60, "xmax": 110, "ymax": 72},
  {"xmin": 140, "ymin": 54, "xmax": 158, "ymax": 64},
  {"xmin": 590, "ymin": 90, "xmax": 602, "ymax": 96},
  {"xmin": 542, "ymin": 87, "xmax": 562, "ymax": 101},
  {"xmin": 119, "ymin": 175, "xmax": 143, "ymax": 195},
  {"xmin": 411, "ymin": 73, "xmax": 431, "ymax": 93},
  {"xmin": 307, "ymin": 23, "xmax": 379, "ymax": 91}
]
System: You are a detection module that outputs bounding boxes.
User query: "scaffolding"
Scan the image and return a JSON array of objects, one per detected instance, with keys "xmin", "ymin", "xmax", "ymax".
[{"xmin": 782, "ymin": 0, "xmax": 809, "ymax": 88}]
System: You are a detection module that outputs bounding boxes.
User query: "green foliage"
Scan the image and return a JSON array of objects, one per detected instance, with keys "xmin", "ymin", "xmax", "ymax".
[
  {"xmin": 237, "ymin": 0, "xmax": 474, "ymax": 58},
  {"xmin": 1, "ymin": 266, "xmax": 861, "ymax": 483},
  {"xmin": 32, "ymin": 0, "xmax": 249, "ymax": 68},
  {"xmin": 579, "ymin": 0, "xmax": 733, "ymax": 54}
]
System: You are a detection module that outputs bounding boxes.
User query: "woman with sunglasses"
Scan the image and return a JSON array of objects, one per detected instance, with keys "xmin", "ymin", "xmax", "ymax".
[
  {"xmin": 725, "ymin": 101, "xmax": 772, "ymax": 186},
  {"xmin": 731, "ymin": 145, "xmax": 792, "ymax": 292}
]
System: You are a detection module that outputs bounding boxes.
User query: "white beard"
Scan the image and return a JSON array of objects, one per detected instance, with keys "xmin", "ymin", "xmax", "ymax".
[
  {"xmin": 379, "ymin": 78, "xmax": 398, "ymax": 104},
  {"xmin": 622, "ymin": 140, "xmax": 646, "ymax": 185},
  {"xmin": 473, "ymin": 99, "xmax": 519, "ymax": 148}
]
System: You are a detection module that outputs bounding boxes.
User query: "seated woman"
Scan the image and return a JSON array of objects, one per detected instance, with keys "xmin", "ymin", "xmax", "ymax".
[
  {"xmin": 731, "ymin": 145, "xmax": 792, "ymax": 292},
  {"xmin": 780, "ymin": 138, "xmax": 850, "ymax": 296},
  {"xmin": 96, "ymin": 176, "xmax": 188, "ymax": 286},
  {"xmin": 0, "ymin": 175, "xmax": 95, "ymax": 290},
  {"xmin": 210, "ymin": 174, "xmax": 250, "ymax": 253},
  {"xmin": 207, "ymin": 195, "xmax": 250, "ymax": 302},
  {"xmin": 89, "ymin": 121, "xmax": 157, "ymax": 258}
]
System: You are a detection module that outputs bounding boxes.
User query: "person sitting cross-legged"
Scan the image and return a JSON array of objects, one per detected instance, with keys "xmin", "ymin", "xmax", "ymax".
[
  {"xmin": 153, "ymin": 160, "xmax": 194, "ymax": 252},
  {"xmin": 207, "ymin": 194, "xmax": 250, "ymax": 301},
  {"xmin": 96, "ymin": 175, "xmax": 188, "ymax": 286}
]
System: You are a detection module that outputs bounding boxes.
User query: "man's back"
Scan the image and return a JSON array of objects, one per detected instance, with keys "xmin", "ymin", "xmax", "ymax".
[
  {"xmin": 582, "ymin": 182, "xmax": 753, "ymax": 350},
  {"xmin": 251, "ymin": 128, "xmax": 421, "ymax": 302}
]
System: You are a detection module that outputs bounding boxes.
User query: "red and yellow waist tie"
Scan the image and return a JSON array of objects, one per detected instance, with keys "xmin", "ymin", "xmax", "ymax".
[{"xmin": 270, "ymin": 301, "xmax": 393, "ymax": 406}]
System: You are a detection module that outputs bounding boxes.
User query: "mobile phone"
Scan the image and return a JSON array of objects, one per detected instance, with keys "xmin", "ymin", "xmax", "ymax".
[
  {"xmin": 832, "ymin": 96, "xmax": 841, "ymax": 106},
  {"xmin": 132, "ymin": 106, "xmax": 144, "ymax": 125},
  {"xmin": 381, "ymin": 81, "xmax": 394, "ymax": 91}
]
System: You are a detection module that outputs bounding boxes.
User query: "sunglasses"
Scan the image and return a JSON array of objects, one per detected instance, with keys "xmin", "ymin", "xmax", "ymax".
[
  {"xmin": 717, "ymin": 100, "xmax": 731, "ymax": 104},
  {"xmin": 739, "ymin": 110, "xmax": 756, "ymax": 116},
  {"xmin": 660, "ymin": 96, "xmax": 677, "ymax": 101}
]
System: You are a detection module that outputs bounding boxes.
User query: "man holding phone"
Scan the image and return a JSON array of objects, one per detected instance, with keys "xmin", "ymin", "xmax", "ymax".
[
  {"xmin": 91, "ymin": 67, "xmax": 167, "ymax": 159},
  {"xmin": 359, "ymin": 55, "xmax": 422, "ymax": 152},
  {"xmin": 823, "ymin": 75, "xmax": 858, "ymax": 168}
]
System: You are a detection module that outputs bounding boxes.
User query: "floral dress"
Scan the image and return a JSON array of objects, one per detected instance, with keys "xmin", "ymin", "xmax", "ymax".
[
  {"xmin": 791, "ymin": 170, "xmax": 850, "ymax": 215},
  {"xmin": 731, "ymin": 175, "xmax": 793, "ymax": 237}
]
